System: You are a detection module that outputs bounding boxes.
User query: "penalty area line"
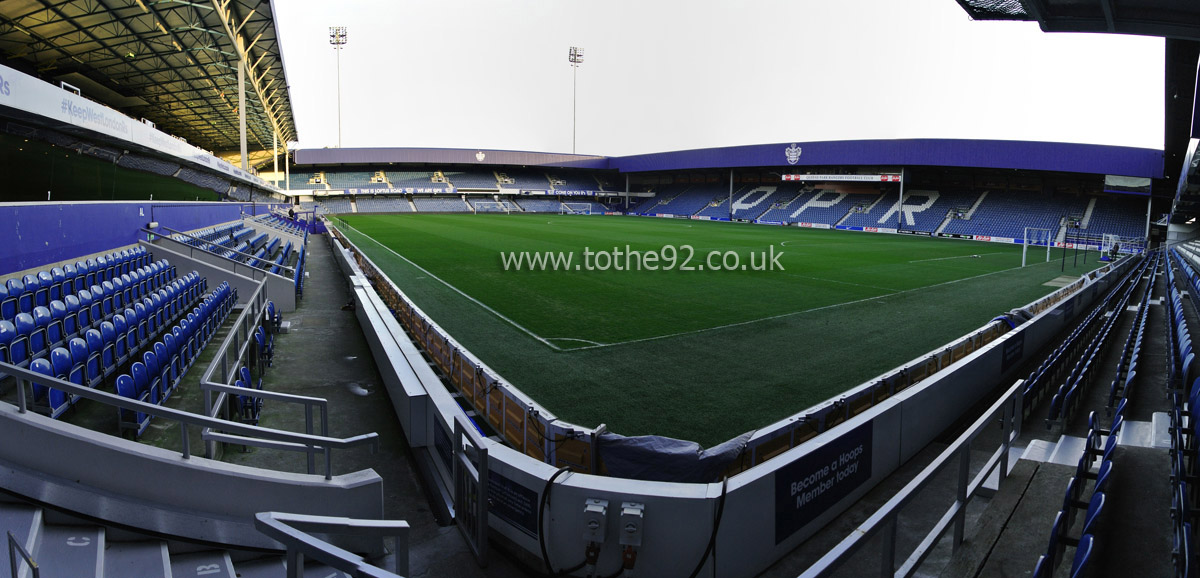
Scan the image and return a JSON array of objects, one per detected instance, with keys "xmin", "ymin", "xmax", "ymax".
[{"xmin": 339, "ymin": 221, "xmax": 579, "ymax": 352}]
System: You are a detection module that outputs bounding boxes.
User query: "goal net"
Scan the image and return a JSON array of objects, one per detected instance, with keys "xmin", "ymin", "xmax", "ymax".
[
  {"xmin": 561, "ymin": 203, "xmax": 593, "ymax": 215},
  {"xmin": 474, "ymin": 201, "xmax": 511, "ymax": 214},
  {"xmin": 1022, "ymin": 227, "xmax": 1053, "ymax": 267},
  {"xmin": 1100, "ymin": 234, "xmax": 1121, "ymax": 261}
]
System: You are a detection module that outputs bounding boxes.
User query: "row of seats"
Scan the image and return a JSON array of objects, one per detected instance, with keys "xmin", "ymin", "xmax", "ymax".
[
  {"xmin": 1106, "ymin": 253, "xmax": 1158, "ymax": 407},
  {"xmin": 1047, "ymin": 256, "xmax": 1149, "ymax": 422},
  {"xmin": 1033, "ymin": 405, "xmax": 1118, "ymax": 577},
  {"xmin": 0, "ymin": 246, "xmax": 152, "ymax": 321},
  {"xmin": 233, "ymin": 302, "xmax": 282, "ymax": 425},
  {"xmin": 1168, "ymin": 249, "xmax": 1200, "ymax": 577},
  {"xmin": 114, "ymin": 281, "xmax": 237, "ymax": 437},
  {"xmin": 0, "ymin": 261, "xmax": 184, "ymax": 375},
  {"xmin": 1021, "ymin": 261, "xmax": 1136, "ymax": 417},
  {"xmin": 1032, "ymin": 251, "xmax": 1158, "ymax": 577},
  {"xmin": 25, "ymin": 272, "xmax": 208, "ymax": 419}
]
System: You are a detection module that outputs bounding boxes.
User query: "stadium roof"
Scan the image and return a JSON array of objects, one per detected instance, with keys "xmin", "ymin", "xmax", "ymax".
[
  {"xmin": 294, "ymin": 139, "xmax": 1165, "ymax": 179},
  {"xmin": 0, "ymin": 0, "xmax": 297, "ymax": 158},
  {"xmin": 953, "ymin": 0, "xmax": 1200, "ymax": 41}
]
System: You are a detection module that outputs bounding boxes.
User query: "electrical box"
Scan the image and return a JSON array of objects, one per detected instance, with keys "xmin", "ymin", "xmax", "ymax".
[
  {"xmin": 583, "ymin": 498, "xmax": 608, "ymax": 543},
  {"xmin": 620, "ymin": 502, "xmax": 644, "ymax": 547}
]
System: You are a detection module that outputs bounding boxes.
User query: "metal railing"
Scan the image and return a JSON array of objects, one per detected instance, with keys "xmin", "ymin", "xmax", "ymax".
[
  {"xmin": 453, "ymin": 414, "xmax": 489, "ymax": 566},
  {"xmin": 197, "ymin": 277, "xmax": 372, "ymax": 478},
  {"xmin": 798, "ymin": 378, "xmax": 1025, "ymax": 578},
  {"xmin": 153, "ymin": 226, "xmax": 297, "ymax": 280},
  {"xmin": 7, "ymin": 531, "xmax": 38, "ymax": 578},
  {"xmin": 253, "ymin": 512, "xmax": 409, "ymax": 578},
  {"xmin": 4, "ymin": 345, "xmax": 376, "ymax": 477}
]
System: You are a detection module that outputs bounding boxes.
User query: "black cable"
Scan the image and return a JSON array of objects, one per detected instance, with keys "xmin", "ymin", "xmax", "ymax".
[
  {"xmin": 686, "ymin": 476, "xmax": 730, "ymax": 578},
  {"xmin": 538, "ymin": 467, "xmax": 588, "ymax": 577}
]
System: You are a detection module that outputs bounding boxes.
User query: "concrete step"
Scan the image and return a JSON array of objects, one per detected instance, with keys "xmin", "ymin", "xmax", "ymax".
[
  {"xmin": 104, "ymin": 541, "xmax": 171, "ymax": 578},
  {"xmin": 169, "ymin": 551, "xmax": 236, "ymax": 578},
  {"xmin": 305, "ymin": 565, "xmax": 353, "ymax": 578},
  {"xmin": 0, "ymin": 504, "xmax": 41, "ymax": 577},
  {"xmin": 1045, "ymin": 435, "xmax": 1088, "ymax": 466},
  {"xmin": 230, "ymin": 557, "xmax": 285, "ymax": 578},
  {"xmin": 37, "ymin": 525, "xmax": 105, "ymax": 578}
]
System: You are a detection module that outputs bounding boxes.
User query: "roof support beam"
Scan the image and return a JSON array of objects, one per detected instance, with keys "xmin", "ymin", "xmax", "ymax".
[{"xmin": 1099, "ymin": 0, "xmax": 1115, "ymax": 32}]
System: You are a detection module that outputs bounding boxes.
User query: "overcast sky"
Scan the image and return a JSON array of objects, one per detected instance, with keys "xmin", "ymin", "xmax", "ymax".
[{"xmin": 273, "ymin": 0, "xmax": 1164, "ymax": 157}]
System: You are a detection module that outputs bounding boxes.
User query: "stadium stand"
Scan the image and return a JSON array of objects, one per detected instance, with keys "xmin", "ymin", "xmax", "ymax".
[
  {"xmin": 356, "ymin": 196, "xmax": 413, "ymax": 213},
  {"xmin": 549, "ymin": 172, "xmax": 602, "ymax": 192},
  {"xmin": 650, "ymin": 184, "xmax": 727, "ymax": 216},
  {"xmin": 443, "ymin": 170, "xmax": 498, "ymax": 189},
  {"xmin": 413, "ymin": 196, "xmax": 470, "ymax": 212},
  {"xmin": 840, "ymin": 189, "xmax": 979, "ymax": 232},
  {"xmin": 318, "ymin": 197, "xmax": 354, "ymax": 214},
  {"xmin": 177, "ymin": 168, "xmax": 232, "ymax": 194},
  {"xmin": 942, "ymin": 190, "xmax": 1090, "ymax": 239},
  {"xmin": 769, "ymin": 188, "xmax": 875, "ymax": 225},
  {"xmin": 324, "ymin": 171, "xmax": 375, "ymax": 189},
  {"xmin": 496, "ymin": 169, "xmax": 552, "ymax": 190},
  {"xmin": 1086, "ymin": 195, "xmax": 1147, "ymax": 240},
  {"xmin": 513, "ymin": 198, "xmax": 564, "ymax": 212},
  {"xmin": 116, "ymin": 154, "xmax": 180, "ymax": 177}
]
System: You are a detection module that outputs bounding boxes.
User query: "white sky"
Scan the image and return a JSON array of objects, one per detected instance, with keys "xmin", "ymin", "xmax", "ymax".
[{"xmin": 273, "ymin": 0, "xmax": 1165, "ymax": 157}]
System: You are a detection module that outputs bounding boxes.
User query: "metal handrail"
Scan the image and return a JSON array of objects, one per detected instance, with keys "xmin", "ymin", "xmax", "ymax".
[
  {"xmin": 197, "ymin": 278, "xmax": 334, "ymax": 475},
  {"xmin": 154, "ymin": 226, "xmax": 297, "ymax": 279},
  {"xmin": 254, "ymin": 512, "xmax": 409, "ymax": 578},
  {"xmin": 797, "ymin": 378, "xmax": 1025, "ymax": 578},
  {"xmin": 7, "ymin": 531, "xmax": 38, "ymax": 578},
  {"xmin": 3, "ymin": 358, "xmax": 377, "ymax": 477}
]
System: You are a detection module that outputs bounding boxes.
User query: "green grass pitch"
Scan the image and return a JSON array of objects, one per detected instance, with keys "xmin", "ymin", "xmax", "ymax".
[{"xmin": 334, "ymin": 213, "xmax": 1099, "ymax": 447}]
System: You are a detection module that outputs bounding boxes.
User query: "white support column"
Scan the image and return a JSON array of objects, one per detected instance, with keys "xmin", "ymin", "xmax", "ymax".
[
  {"xmin": 898, "ymin": 167, "xmax": 905, "ymax": 229},
  {"xmin": 285, "ymin": 142, "xmax": 291, "ymax": 191},
  {"xmin": 238, "ymin": 58, "xmax": 248, "ymax": 170},
  {"xmin": 272, "ymin": 132, "xmax": 278, "ymax": 187},
  {"xmin": 729, "ymin": 169, "xmax": 734, "ymax": 220}
]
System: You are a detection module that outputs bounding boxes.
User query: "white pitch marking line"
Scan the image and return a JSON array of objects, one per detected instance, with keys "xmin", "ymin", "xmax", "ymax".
[
  {"xmin": 546, "ymin": 337, "xmax": 605, "ymax": 346},
  {"xmin": 566, "ymin": 260, "xmax": 1053, "ymax": 351},
  {"xmin": 340, "ymin": 221, "xmax": 572, "ymax": 352},
  {"xmin": 786, "ymin": 274, "xmax": 898, "ymax": 293},
  {"xmin": 908, "ymin": 251, "xmax": 1007, "ymax": 263}
]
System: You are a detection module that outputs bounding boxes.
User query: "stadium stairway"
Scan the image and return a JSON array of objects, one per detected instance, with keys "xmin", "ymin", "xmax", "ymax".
[
  {"xmin": 0, "ymin": 498, "xmax": 371, "ymax": 578},
  {"xmin": 939, "ymin": 253, "xmax": 1175, "ymax": 578}
]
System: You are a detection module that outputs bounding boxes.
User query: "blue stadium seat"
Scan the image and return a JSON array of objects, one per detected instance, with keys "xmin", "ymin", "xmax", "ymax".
[
  {"xmin": 0, "ymin": 284, "xmax": 11, "ymax": 321},
  {"xmin": 114, "ymin": 373, "xmax": 150, "ymax": 438},
  {"xmin": 16, "ymin": 312, "xmax": 45, "ymax": 358},
  {"xmin": 29, "ymin": 357, "xmax": 69, "ymax": 419},
  {"xmin": 0, "ymin": 319, "xmax": 29, "ymax": 368},
  {"xmin": 104, "ymin": 319, "xmax": 126, "ymax": 365},
  {"xmin": 130, "ymin": 361, "xmax": 158, "ymax": 405},
  {"xmin": 85, "ymin": 329, "xmax": 111, "ymax": 381},
  {"xmin": 22, "ymin": 275, "xmax": 42, "ymax": 309},
  {"xmin": 36, "ymin": 271, "xmax": 53, "ymax": 306},
  {"xmin": 53, "ymin": 346, "xmax": 85, "ymax": 395},
  {"xmin": 7, "ymin": 278, "xmax": 30, "ymax": 314},
  {"xmin": 76, "ymin": 289, "xmax": 95, "ymax": 330},
  {"xmin": 51, "ymin": 300, "xmax": 74, "ymax": 339},
  {"xmin": 234, "ymin": 378, "xmax": 261, "ymax": 425},
  {"xmin": 1080, "ymin": 492, "xmax": 1105, "ymax": 537},
  {"xmin": 35, "ymin": 306, "xmax": 61, "ymax": 349},
  {"xmin": 61, "ymin": 264, "xmax": 77, "ymax": 295},
  {"xmin": 1070, "ymin": 534, "xmax": 1094, "ymax": 578},
  {"xmin": 142, "ymin": 351, "xmax": 165, "ymax": 404},
  {"xmin": 154, "ymin": 341, "xmax": 175, "ymax": 393},
  {"xmin": 49, "ymin": 267, "xmax": 66, "ymax": 302}
]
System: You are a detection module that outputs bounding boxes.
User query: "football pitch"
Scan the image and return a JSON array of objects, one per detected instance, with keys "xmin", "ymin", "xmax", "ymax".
[{"xmin": 334, "ymin": 213, "xmax": 1099, "ymax": 447}]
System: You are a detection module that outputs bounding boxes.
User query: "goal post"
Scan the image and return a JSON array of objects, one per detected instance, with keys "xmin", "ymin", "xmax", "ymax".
[
  {"xmin": 1023, "ymin": 227, "xmax": 1052, "ymax": 267},
  {"xmin": 473, "ymin": 201, "xmax": 511, "ymax": 214},
  {"xmin": 1099, "ymin": 233, "xmax": 1120, "ymax": 261},
  {"xmin": 561, "ymin": 202, "xmax": 593, "ymax": 215}
]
